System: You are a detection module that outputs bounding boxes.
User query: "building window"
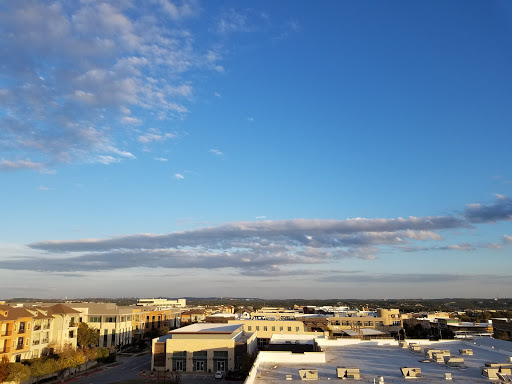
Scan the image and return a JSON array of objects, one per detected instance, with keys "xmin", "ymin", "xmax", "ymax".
[
  {"xmin": 280, "ymin": 327, "xmax": 283, "ymax": 332},
  {"xmin": 296, "ymin": 327, "xmax": 299, "ymax": 332},
  {"xmin": 19, "ymin": 322, "xmax": 25, "ymax": 334},
  {"xmin": 247, "ymin": 326, "xmax": 252, "ymax": 331},
  {"xmin": 89, "ymin": 316, "xmax": 101, "ymax": 323},
  {"xmin": 264, "ymin": 326, "xmax": 267, "ymax": 331},
  {"xmin": 256, "ymin": 326, "xmax": 260, "ymax": 331},
  {"xmin": 69, "ymin": 331, "xmax": 74, "ymax": 338},
  {"xmin": 287, "ymin": 327, "xmax": 291, "ymax": 332},
  {"xmin": 272, "ymin": 326, "xmax": 275, "ymax": 332}
]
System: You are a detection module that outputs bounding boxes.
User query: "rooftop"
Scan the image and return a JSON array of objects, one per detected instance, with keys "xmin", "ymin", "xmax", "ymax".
[
  {"xmin": 250, "ymin": 339, "xmax": 512, "ymax": 384},
  {"xmin": 170, "ymin": 323, "xmax": 242, "ymax": 334}
]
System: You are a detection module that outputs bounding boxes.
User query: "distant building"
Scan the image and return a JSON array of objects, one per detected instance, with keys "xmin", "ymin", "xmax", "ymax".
[
  {"xmin": 492, "ymin": 318, "xmax": 512, "ymax": 340},
  {"xmin": 137, "ymin": 298, "xmax": 187, "ymax": 308}
]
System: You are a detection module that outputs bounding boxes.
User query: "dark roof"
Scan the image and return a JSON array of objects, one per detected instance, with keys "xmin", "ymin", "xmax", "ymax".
[
  {"xmin": 0, "ymin": 305, "xmax": 35, "ymax": 320},
  {"xmin": 47, "ymin": 304, "xmax": 81, "ymax": 315}
]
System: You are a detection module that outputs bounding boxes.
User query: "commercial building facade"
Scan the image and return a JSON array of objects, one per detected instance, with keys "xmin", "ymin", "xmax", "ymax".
[{"xmin": 151, "ymin": 323, "xmax": 257, "ymax": 373}]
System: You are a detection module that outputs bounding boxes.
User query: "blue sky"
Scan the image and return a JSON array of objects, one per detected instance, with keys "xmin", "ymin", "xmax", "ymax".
[{"xmin": 1, "ymin": 0, "xmax": 511, "ymax": 299}]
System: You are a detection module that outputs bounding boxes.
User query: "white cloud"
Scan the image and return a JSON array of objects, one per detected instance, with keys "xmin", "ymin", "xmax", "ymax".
[
  {"xmin": 504, "ymin": 235, "xmax": 512, "ymax": 243},
  {"xmin": 209, "ymin": 149, "xmax": 223, "ymax": 156},
  {"xmin": 37, "ymin": 186, "xmax": 51, "ymax": 191},
  {"xmin": 0, "ymin": 2, "xmax": 223, "ymax": 170},
  {"xmin": 157, "ymin": 0, "xmax": 199, "ymax": 20},
  {"xmin": 0, "ymin": 196, "xmax": 506, "ymax": 277},
  {"xmin": 0, "ymin": 159, "xmax": 45, "ymax": 172},
  {"xmin": 174, "ymin": 173, "xmax": 185, "ymax": 179},
  {"xmin": 138, "ymin": 132, "xmax": 176, "ymax": 143},
  {"xmin": 214, "ymin": 91, "xmax": 222, "ymax": 98},
  {"xmin": 121, "ymin": 116, "xmax": 142, "ymax": 125},
  {"xmin": 154, "ymin": 157, "xmax": 168, "ymax": 162}
]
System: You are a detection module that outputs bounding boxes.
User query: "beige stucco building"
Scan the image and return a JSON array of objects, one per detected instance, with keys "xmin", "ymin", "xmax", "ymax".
[
  {"xmin": 70, "ymin": 303, "xmax": 133, "ymax": 348},
  {"xmin": 151, "ymin": 323, "xmax": 257, "ymax": 373}
]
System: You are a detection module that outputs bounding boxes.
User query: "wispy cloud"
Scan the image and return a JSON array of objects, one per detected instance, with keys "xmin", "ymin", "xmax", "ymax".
[
  {"xmin": 3, "ymin": 195, "xmax": 506, "ymax": 276},
  {"xmin": 0, "ymin": 1, "xmax": 221, "ymax": 170},
  {"xmin": 216, "ymin": 9, "xmax": 253, "ymax": 34},
  {"xmin": 154, "ymin": 157, "xmax": 168, "ymax": 162},
  {"xmin": 0, "ymin": 159, "xmax": 45, "ymax": 172},
  {"xmin": 174, "ymin": 173, "xmax": 185, "ymax": 179},
  {"xmin": 138, "ymin": 131, "xmax": 176, "ymax": 144},
  {"xmin": 209, "ymin": 149, "xmax": 223, "ymax": 156}
]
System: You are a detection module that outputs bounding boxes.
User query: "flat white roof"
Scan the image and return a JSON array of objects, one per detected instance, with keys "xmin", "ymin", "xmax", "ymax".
[
  {"xmin": 253, "ymin": 340, "xmax": 512, "ymax": 384},
  {"xmin": 170, "ymin": 323, "xmax": 241, "ymax": 334}
]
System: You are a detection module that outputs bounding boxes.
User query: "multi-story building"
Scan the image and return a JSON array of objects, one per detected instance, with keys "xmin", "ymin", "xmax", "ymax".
[
  {"xmin": 70, "ymin": 303, "xmax": 133, "ymax": 349},
  {"xmin": 181, "ymin": 309, "xmax": 207, "ymax": 325},
  {"xmin": 492, "ymin": 318, "xmax": 512, "ymax": 340},
  {"xmin": 142, "ymin": 307, "xmax": 182, "ymax": 335},
  {"xmin": 151, "ymin": 323, "xmax": 257, "ymax": 373},
  {"xmin": 228, "ymin": 319, "xmax": 324, "ymax": 348},
  {"xmin": 137, "ymin": 299, "xmax": 187, "ymax": 308},
  {"xmin": 325, "ymin": 309, "xmax": 402, "ymax": 338},
  {"xmin": 0, "ymin": 305, "xmax": 34, "ymax": 362},
  {"xmin": 25, "ymin": 308, "xmax": 53, "ymax": 358},
  {"xmin": 44, "ymin": 304, "xmax": 80, "ymax": 351}
]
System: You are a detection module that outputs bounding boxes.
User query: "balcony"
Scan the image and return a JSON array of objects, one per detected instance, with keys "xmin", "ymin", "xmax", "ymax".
[
  {"xmin": 33, "ymin": 325, "xmax": 41, "ymax": 331},
  {"xmin": 43, "ymin": 325, "xmax": 50, "ymax": 330},
  {"xmin": 41, "ymin": 338, "xmax": 49, "ymax": 344},
  {"xmin": 1, "ymin": 330, "xmax": 13, "ymax": 337},
  {"xmin": 33, "ymin": 340, "xmax": 40, "ymax": 345},
  {"xmin": 0, "ymin": 346, "xmax": 10, "ymax": 354},
  {"xmin": 69, "ymin": 321, "xmax": 77, "ymax": 327},
  {"xmin": 16, "ymin": 344, "xmax": 24, "ymax": 350}
]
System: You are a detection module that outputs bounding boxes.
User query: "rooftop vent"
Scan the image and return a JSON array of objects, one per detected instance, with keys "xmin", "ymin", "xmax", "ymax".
[
  {"xmin": 400, "ymin": 367, "xmax": 421, "ymax": 379},
  {"xmin": 444, "ymin": 356, "xmax": 465, "ymax": 368},
  {"xmin": 299, "ymin": 369, "xmax": 318, "ymax": 380},
  {"xmin": 336, "ymin": 367, "xmax": 360, "ymax": 380},
  {"xmin": 459, "ymin": 349, "xmax": 473, "ymax": 355}
]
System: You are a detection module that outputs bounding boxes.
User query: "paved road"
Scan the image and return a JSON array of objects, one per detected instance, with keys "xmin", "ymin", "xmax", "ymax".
[
  {"xmin": 67, "ymin": 353, "xmax": 152, "ymax": 384},
  {"xmin": 65, "ymin": 354, "xmax": 226, "ymax": 384}
]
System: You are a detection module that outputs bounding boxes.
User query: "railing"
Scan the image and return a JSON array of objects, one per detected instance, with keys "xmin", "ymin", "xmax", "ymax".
[
  {"xmin": 0, "ymin": 330, "xmax": 13, "ymax": 337},
  {"xmin": 43, "ymin": 325, "xmax": 50, "ymax": 330},
  {"xmin": 69, "ymin": 322, "xmax": 76, "ymax": 327},
  {"xmin": 16, "ymin": 344, "xmax": 24, "ymax": 350},
  {"xmin": 0, "ymin": 346, "xmax": 10, "ymax": 353},
  {"xmin": 41, "ymin": 338, "xmax": 49, "ymax": 343},
  {"xmin": 33, "ymin": 340, "xmax": 40, "ymax": 345},
  {"xmin": 34, "ymin": 325, "xmax": 41, "ymax": 330}
]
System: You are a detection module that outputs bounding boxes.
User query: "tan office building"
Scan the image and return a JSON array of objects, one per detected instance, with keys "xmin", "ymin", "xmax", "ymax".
[{"xmin": 152, "ymin": 323, "xmax": 257, "ymax": 373}]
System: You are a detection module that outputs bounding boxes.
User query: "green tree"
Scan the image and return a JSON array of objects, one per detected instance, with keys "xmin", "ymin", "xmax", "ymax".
[
  {"xmin": 6, "ymin": 362, "xmax": 31, "ymax": 384},
  {"xmin": 77, "ymin": 323, "xmax": 99, "ymax": 347}
]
